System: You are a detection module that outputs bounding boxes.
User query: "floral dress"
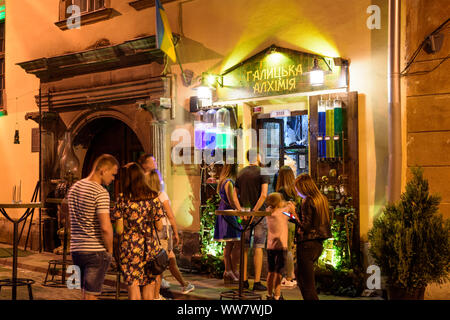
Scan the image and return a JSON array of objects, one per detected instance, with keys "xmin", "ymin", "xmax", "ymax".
[{"xmin": 112, "ymin": 195, "xmax": 164, "ymax": 286}]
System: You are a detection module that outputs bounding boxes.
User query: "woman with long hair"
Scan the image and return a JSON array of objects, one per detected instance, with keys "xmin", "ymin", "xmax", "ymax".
[
  {"xmin": 276, "ymin": 166, "xmax": 297, "ymax": 201},
  {"xmin": 112, "ymin": 162, "xmax": 164, "ymax": 300},
  {"xmin": 275, "ymin": 166, "xmax": 300, "ymax": 287},
  {"xmin": 147, "ymin": 170, "xmax": 195, "ymax": 298},
  {"xmin": 294, "ymin": 173, "xmax": 331, "ymax": 300},
  {"xmin": 214, "ymin": 163, "xmax": 242, "ymax": 283}
]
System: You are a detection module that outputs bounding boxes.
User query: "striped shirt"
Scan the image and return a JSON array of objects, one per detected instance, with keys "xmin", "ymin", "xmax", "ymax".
[{"xmin": 68, "ymin": 179, "xmax": 110, "ymax": 252}]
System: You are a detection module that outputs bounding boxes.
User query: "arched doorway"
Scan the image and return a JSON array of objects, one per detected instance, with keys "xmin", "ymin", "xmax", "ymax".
[{"xmin": 73, "ymin": 117, "xmax": 144, "ymax": 177}]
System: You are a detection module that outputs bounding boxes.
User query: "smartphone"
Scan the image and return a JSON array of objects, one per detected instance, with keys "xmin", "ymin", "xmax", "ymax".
[{"xmin": 282, "ymin": 211, "xmax": 295, "ymax": 220}]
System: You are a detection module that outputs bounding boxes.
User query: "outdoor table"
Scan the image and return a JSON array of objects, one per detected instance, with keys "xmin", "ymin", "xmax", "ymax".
[
  {"xmin": 215, "ymin": 210, "xmax": 270, "ymax": 300},
  {"xmin": 0, "ymin": 202, "xmax": 43, "ymax": 300}
]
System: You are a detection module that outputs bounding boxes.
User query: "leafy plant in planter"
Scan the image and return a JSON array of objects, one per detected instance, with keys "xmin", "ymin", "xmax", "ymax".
[
  {"xmin": 368, "ymin": 167, "xmax": 450, "ymax": 299},
  {"xmin": 199, "ymin": 193, "xmax": 225, "ymax": 278},
  {"xmin": 316, "ymin": 198, "xmax": 364, "ymax": 297}
]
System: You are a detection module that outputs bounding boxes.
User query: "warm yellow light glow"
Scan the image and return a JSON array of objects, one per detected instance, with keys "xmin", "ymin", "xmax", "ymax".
[
  {"xmin": 310, "ymin": 70, "xmax": 324, "ymax": 86},
  {"xmin": 196, "ymin": 86, "xmax": 212, "ymax": 100},
  {"xmin": 266, "ymin": 51, "xmax": 286, "ymax": 65},
  {"xmin": 219, "ymin": 0, "xmax": 340, "ymax": 73},
  {"xmin": 206, "ymin": 74, "xmax": 217, "ymax": 86}
]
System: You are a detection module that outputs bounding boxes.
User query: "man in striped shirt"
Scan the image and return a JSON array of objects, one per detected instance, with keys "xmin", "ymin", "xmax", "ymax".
[{"xmin": 68, "ymin": 154, "xmax": 119, "ymax": 300}]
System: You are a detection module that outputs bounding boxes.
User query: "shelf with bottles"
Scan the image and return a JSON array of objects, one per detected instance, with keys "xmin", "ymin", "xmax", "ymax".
[
  {"xmin": 316, "ymin": 96, "xmax": 346, "ymax": 162},
  {"xmin": 317, "ymin": 171, "xmax": 350, "ymax": 206},
  {"xmin": 309, "ymin": 91, "xmax": 360, "ymax": 264},
  {"xmin": 194, "ymin": 105, "xmax": 238, "ymax": 151}
]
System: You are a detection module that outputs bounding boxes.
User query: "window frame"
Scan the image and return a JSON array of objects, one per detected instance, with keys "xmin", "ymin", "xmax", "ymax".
[
  {"xmin": 56, "ymin": 0, "xmax": 113, "ymax": 31},
  {"xmin": 69, "ymin": 0, "xmax": 106, "ymax": 17}
]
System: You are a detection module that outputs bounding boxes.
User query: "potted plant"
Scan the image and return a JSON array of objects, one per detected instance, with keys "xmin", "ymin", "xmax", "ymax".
[{"xmin": 368, "ymin": 167, "xmax": 450, "ymax": 299}]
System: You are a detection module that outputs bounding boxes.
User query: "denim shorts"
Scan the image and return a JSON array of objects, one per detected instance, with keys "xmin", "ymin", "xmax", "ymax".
[
  {"xmin": 71, "ymin": 251, "xmax": 112, "ymax": 295},
  {"xmin": 244, "ymin": 217, "xmax": 267, "ymax": 249}
]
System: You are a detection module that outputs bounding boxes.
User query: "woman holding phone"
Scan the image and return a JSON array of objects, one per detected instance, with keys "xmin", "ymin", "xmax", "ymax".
[{"xmin": 294, "ymin": 173, "xmax": 331, "ymax": 300}]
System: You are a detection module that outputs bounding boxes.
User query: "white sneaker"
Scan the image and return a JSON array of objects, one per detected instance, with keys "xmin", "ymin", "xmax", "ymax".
[
  {"xmin": 161, "ymin": 278, "xmax": 171, "ymax": 289},
  {"xmin": 181, "ymin": 282, "xmax": 195, "ymax": 294},
  {"xmin": 281, "ymin": 278, "xmax": 296, "ymax": 287}
]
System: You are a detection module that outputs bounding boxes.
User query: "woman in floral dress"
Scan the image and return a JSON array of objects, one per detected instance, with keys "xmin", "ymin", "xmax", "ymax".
[{"xmin": 112, "ymin": 162, "xmax": 164, "ymax": 300}]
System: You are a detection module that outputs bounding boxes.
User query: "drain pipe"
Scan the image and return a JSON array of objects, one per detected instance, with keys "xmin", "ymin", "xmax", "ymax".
[{"xmin": 387, "ymin": 0, "xmax": 402, "ymax": 202}]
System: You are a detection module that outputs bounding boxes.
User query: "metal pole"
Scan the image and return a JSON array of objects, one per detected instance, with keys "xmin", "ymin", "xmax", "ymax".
[
  {"xmin": 12, "ymin": 221, "xmax": 18, "ymax": 300},
  {"xmin": 387, "ymin": 0, "xmax": 402, "ymax": 202},
  {"xmin": 39, "ymin": 87, "xmax": 43, "ymax": 252},
  {"xmin": 238, "ymin": 228, "xmax": 245, "ymax": 297}
]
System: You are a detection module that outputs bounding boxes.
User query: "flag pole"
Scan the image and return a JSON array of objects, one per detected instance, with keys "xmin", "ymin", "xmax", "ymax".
[{"xmin": 173, "ymin": 38, "xmax": 188, "ymax": 85}]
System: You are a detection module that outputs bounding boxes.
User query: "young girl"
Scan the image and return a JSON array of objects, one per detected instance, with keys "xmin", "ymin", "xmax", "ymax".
[
  {"xmin": 214, "ymin": 163, "xmax": 242, "ymax": 283},
  {"xmin": 147, "ymin": 170, "xmax": 195, "ymax": 298},
  {"xmin": 275, "ymin": 165, "xmax": 300, "ymax": 287},
  {"xmin": 265, "ymin": 192, "xmax": 298, "ymax": 300},
  {"xmin": 294, "ymin": 173, "xmax": 331, "ymax": 300}
]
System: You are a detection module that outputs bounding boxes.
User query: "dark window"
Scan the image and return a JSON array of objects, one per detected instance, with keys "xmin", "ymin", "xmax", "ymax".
[
  {"xmin": 66, "ymin": 0, "xmax": 105, "ymax": 17},
  {"xmin": 57, "ymin": 0, "xmax": 112, "ymax": 30}
]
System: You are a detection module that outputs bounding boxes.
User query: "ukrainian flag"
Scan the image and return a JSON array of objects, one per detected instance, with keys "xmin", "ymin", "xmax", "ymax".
[{"xmin": 156, "ymin": 0, "xmax": 176, "ymax": 63}]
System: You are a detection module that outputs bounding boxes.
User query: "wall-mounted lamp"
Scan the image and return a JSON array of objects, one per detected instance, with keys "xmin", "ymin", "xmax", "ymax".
[
  {"xmin": 309, "ymin": 57, "xmax": 333, "ymax": 86},
  {"xmin": 266, "ymin": 46, "xmax": 286, "ymax": 65},
  {"xmin": 193, "ymin": 73, "xmax": 223, "ymax": 108},
  {"xmin": 202, "ymin": 73, "xmax": 223, "ymax": 88}
]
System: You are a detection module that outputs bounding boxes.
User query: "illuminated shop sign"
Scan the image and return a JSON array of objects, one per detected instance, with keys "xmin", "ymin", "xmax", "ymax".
[{"xmin": 217, "ymin": 46, "xmax": 348, "ymax": 101}]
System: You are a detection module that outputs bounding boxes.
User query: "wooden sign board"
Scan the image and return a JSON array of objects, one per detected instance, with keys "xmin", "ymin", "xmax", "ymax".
[{"xmin": 217, "ymin": 46, "xmax": 348, "ymax": 101}]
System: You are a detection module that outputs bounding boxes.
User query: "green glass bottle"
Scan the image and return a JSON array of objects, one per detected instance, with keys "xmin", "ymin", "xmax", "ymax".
[
  {"xmin": 333, "ymin": 99, "xmax": 343, "ymax": 158},
  {"xmin": 325, "ymin": 99, "xmax": 335, "ymax": 158}
]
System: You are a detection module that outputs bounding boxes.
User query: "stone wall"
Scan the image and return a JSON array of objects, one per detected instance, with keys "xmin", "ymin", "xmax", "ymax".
[
  {"xmin": 405, "ymin": 0, "xmax": 450, "ymax": 219},
  {"xmin": 405, "ymin": 0, "xmax": 450, "ymax": 299}
]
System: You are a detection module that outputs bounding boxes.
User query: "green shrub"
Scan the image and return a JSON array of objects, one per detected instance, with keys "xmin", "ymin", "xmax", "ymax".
[
  {"xmin": 200, "ymin": 193, "xmax": 224, "ymax": 277},
  {"xmin": 368, "ymin": 167, "xmax": 450, "ymax": 292}
]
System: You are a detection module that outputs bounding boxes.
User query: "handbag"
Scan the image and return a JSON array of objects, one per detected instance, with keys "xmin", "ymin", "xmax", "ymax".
[
  {"xmin": 146, "ymin": 204, "xmax": 169, "ymax": 275},
  {"xmin": 148, "ymin": 246, "xmax": 169, "ymax": 275}
]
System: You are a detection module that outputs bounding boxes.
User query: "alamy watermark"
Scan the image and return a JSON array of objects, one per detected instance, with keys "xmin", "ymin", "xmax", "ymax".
[
  {"xmin": 66, "ymin": 264, "xmax": 81, "ymax": 289},
  {"xmin": 367, "ymin": 5, "xmax": 381, "ymax": 30},
  {"xmin": 171, "ymin": 127, "xmax": 280, "ymax": 175},
  {"xmin": 67, "ymin": 5, "xmax": 81, "ymax": 30},
  {"xmin": 366, "ymin": 265, "xmax": 381, "ymax": 290}
]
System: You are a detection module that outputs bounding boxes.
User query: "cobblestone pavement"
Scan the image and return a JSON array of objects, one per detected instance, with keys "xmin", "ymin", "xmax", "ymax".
[
  {"xmin": 0, "ymin": 265, "xmax": 128, "ymax": 300},
  {"xmin": 0, "ymin": 265, "xmax": 83, "ymax": 300},
  {"xmin": 0, "ymin": 244, "xmax": 446, "ymax": 300}
]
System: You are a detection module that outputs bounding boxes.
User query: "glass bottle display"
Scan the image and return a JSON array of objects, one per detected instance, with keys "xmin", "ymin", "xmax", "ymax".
[
  {"xmin": 333, "ymin": 99, "xmax": 343, "ymax": 158},
  {"xmin": 194, "ymin": 110, "xmax": 206, "ymax": 149},
  {"xmin": 318, "ymin": 99, "xmax": 326, "ymax": 158},
  {"xmin": 204, "ymin": 109, "xmax": 217, "ymax": 149},
  {"xmin": 215, "ymin": 107, "xmax": 231, "ymax": 149},
  {"xmin": 325, "ymin": 98, "xmax": 335, "ymax": 158}
]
